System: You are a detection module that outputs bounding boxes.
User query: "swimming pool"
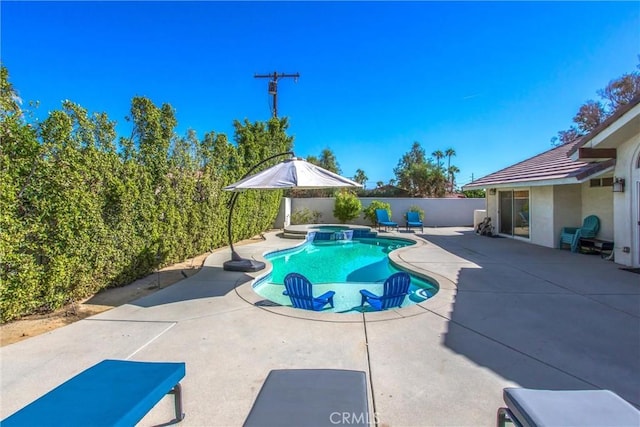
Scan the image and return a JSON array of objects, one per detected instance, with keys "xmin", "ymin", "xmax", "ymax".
[{"xmin": 253, "ymin": 238, "xmax": 438, "ymax": 313}]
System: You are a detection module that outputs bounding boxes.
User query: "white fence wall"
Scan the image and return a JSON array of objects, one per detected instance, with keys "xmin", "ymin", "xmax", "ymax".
[{"xmin": 274, "ymin": 197, "xmax": 485, "ymax": 228}]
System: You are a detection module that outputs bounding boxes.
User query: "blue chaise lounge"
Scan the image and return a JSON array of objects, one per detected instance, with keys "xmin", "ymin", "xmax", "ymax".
[{"xmin": 1, "ymin": 359, "xmax": 186, "ymax": 427}]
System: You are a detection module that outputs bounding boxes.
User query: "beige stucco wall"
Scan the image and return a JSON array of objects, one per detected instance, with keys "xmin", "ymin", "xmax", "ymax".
[
  {"xmin": 530, "ymin": 186, "xmax": 554, "ymax": 247},
  {"xmin": 581, "ymin": 182, "xmax": 614, "ymax": 241},
  {"xmin": 613, "ymin": 133, "xmax": 640, "ymax": 267},
  {"xmin": 485, "ymin": 185, "xmax": 582, "ymax": 249},
  {"xmin": 553, "ymin": 184, "xmax": 582, "ymax": 248}
]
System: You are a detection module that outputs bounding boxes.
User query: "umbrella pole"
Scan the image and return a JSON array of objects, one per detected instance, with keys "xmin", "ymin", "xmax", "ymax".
[{"xmin": 223, "ymin": 151, "xmax": 294, "ymax": 272}]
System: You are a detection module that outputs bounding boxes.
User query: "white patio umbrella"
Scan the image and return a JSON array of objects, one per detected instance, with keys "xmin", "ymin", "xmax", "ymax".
[
  {"xmin": 223, "ymin": 153, "xmax": 361, "ymax": 272},
  {"xmin": 224, "ymin": 157, "xmax": 361, "ymax": 191}
]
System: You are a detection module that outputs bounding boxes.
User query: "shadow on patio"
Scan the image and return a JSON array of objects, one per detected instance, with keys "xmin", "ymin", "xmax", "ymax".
[{"xmin": 419, "ymin": 229, "xmax": 640, "ymax": 407}]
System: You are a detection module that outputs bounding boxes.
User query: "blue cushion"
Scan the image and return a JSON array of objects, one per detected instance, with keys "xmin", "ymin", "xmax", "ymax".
[{"xmin": 2, "ymin": 359, "xmax": 185, "ymax": 427}]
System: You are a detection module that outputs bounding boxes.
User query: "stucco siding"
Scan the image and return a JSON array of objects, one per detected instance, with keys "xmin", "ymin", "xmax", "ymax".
[
  {"xmin": 530, "ymin": 186, "xmax": 554, "ymax": 247},
  {"xmin": 613, "ymin": 133, "xmax": 640, "ymax": 266},
  {"xmin": 553, "ymin": 184, "xmax": 582, "ymax": 248},
  {"xmin": 581, "ymin": 182, "xmax": 614, "ymax": 241}
]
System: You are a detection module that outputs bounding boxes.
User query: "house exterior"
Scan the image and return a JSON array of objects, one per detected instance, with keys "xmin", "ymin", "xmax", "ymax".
[{"xmin": 463, "ymin": 96, "xmax": 640, "ymax": 267}]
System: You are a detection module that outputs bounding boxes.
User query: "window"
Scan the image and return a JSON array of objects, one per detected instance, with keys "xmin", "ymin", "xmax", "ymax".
[
  {"xmin": 601, "ymin": 177, "xmax": 613, "ymax": 187},
  {"xmin": 590, "ymin": 178, "xmax": 613, "ymax": 187}
]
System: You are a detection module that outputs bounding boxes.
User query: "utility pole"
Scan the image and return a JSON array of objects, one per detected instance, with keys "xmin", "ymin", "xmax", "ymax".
[{"xmin": 254, "ymin": 71, "xmax": 300, "ymax": 118}]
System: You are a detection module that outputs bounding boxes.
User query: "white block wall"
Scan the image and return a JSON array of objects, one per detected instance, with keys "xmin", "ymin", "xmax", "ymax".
[{"xmin": 274, "ymin": 197, "xmax": 485, "ymax": 228}]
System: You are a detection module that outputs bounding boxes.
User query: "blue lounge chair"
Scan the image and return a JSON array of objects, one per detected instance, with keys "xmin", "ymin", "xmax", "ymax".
[
  {"xmin": 283, "ymin": 273, "xmax": 335, "ymax": 311},
  {"xmin": 497, "ymin": 388, "xmax": 640, "ymax": 427},
  {"xmin": 1, "ymin": 359, "xmax": 186, "ymax": 427},
  {"xmin": 375, "ymin": 209, "xmax": 398, "ymax": 231},
  {"xmin": 360, "ymin": 272, "xmax": 411, "ymax": 311},
  {"xmin": 559, "ymin": 215, "xmax": 600, "ymax": 253},
  {"xmin": 406, "ymin": 211, "xmax": 424, "ymax": 232}
]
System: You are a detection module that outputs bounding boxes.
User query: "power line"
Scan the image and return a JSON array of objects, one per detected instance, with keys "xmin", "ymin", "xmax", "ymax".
[{"xmin": 254, "ymin": 71, "xmax": 300, "ymax": 118}]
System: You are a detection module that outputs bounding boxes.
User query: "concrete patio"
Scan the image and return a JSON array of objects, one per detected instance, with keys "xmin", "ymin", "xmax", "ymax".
[{"xmin": 1, "ymin": 227, "xmax": 639, "ymax": 426}]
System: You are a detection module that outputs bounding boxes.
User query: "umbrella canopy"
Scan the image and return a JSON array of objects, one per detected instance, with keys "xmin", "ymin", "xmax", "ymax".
[{"xmin": 224, "ymin": 158, "xmax": 361, "ymax": 191}]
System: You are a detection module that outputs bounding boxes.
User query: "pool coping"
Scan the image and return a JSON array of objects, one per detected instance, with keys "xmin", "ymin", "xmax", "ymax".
[{"xmin": 232, "ymin": 230, "xmax": 457, "ymax": 323}]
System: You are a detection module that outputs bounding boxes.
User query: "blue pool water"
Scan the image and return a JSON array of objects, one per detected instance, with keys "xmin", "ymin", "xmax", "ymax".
[{"xmin": 253, "ymin": 238, "xmax": 438, "ymax": 313}]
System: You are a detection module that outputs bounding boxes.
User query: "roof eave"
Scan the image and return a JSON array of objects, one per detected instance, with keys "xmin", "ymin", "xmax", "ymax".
[{"xmin": 462, "ymin": 164, "xmax": 614, "ymax": 190}]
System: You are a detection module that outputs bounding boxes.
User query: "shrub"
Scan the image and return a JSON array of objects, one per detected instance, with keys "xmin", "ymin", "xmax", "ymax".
[
  {"xmin": 362, "ymin": 200, "xmax": 391, "ymax": 226},
  {"xmin": 291, "ymin": 208, "xmax": 322, "ymax": 225},
  {"xmin": 0, "ymin": 68, "xmax": 295, "ymax": 322},
  {"xmin": 333, "ymin": 190, "xmax": 362, "ymax": 223},
  {"xmin": 462, "ymin": 189, "xmax": 486, "ymax": 198}
]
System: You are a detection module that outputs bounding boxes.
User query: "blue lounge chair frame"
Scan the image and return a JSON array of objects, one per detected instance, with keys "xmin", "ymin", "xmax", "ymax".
[
  {"xmin": 360, "ymin": 272, "xmax": 411, "ymax": 311},
  {"xmin": 283, "ymin": 273, "xmax": 335, "ymax": 311},
  {"xmin": 375, "ymin": 209, "xmax": 398, "ymax": 231},
  {"xmin": 1, "ymin": 359, "xmax": 186, "ymax": 427},
  {"xmin": 405, "ymin": 211, "xmax": 424, "ymax": 232},
  {"xmin": 497, "ymin": 387, "xmax": 640, "ymax": 427},
  {"xmin": 559, "ymin": 215, "xmax": 600, "ymax": 253}
]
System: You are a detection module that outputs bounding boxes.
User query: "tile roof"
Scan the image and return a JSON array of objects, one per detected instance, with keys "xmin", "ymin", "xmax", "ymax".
[{"xmin": 464, "ymin": 139, "xmax": 614, "ymax": 188}]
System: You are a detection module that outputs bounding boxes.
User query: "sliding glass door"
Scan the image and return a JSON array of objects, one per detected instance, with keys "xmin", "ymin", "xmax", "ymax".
[{"xmin": 498, "ymin": 190, "xmax": 530, "ymax": 238}]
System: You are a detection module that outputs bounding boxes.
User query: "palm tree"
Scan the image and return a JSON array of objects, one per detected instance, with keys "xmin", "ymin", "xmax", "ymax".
[
  {"xmin": 319, "ymin": 148, "xmax": 340, "ymax": 174},
  {"xmin": 431, "ymin": 150, "xmax": 444, "ymax": 171},
  {"xmin": 445, "ymin": 148, "xmax": 456, "ymax": 189},
  {"xmin": 447, "ymin": 165, "xmax": 460, "ymax": 192},
  {"xmin": 353, "ymin": 169, "xmax": 368, "ymax": 188}
]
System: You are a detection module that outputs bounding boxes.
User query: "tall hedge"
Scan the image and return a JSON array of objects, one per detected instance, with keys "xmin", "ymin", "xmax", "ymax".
[{"xmin": 0, "ymin": 66, "xmax": 293, "ymax": 322}]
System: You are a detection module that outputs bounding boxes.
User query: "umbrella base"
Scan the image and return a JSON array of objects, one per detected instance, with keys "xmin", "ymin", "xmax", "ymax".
[{"xmin": 223, "ymin": 258, "xmax": 266, "ymax": 272}]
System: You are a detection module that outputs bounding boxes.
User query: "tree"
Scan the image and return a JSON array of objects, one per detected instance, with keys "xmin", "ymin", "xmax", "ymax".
[
  {"xmin": 447, "ymin": 165, "xmax": 460, "ymax": 191},
  {"xmin": 353, "ymin": 168, "xmax": 368, "ymax": 188},
  {"xmin": 431, "ymin": 150, "xmax": 444, "ymax": 171},
  {"xmin": 445, "ymin": 148, "xmax": 456, "ymax": 189},
  {"xmin": 319, "ymin": 148, "xmax": 340, "ymax": 174},
  {"xmin": 553, "ymin": 65, "xmax": 640, "ymax": 145},
  {"xmin": 0, "ymin": 65, "xmax": 21, "ymax": 119},
  {"xmin": 395, "ymin": 142, "xmax": 447, "ymax": 197},
  {"xmin": 394, "ymin": 142, "xmax": 426, "ymax": 191},
  {"xmin": 597, "ymin": 72, "xmax": 640, "ymax": 111},
  {"xmin": 462, "ymin": 188, "xmax": 485, "ymax": 198},
  {"xmin": 573, "ymin": 100, "xmax": 606, "ymax": 134}
]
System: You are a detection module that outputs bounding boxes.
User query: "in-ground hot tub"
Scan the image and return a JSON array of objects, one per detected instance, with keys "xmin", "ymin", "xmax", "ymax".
[{"xmin": 283, "ymin": 224, "xmax": 377, "ymax": 240}]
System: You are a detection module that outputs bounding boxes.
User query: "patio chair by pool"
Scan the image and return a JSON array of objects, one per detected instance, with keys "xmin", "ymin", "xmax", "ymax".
[
  {"xmin": 375, "ymin": 209, "xmax": 398, "ymax": 231},
  {"xmin": 283, "ymin": 273, "xmax": 335, "ymax": 311},
  {"xmin": 360, "ymin": 271, "xmax": 410, "ymax": 311},
  {"xmin": 1, "ymin": 359, "xmax": 186, "ymax": 427},
  {"xmin": 497, "ymin": 387, "xmax": 640, "ymax": 427},
  {"xmin": 406, "ymin": 211, "xmax": 424, "ymax": 232},
  {"xmin": 559, "ymin": 215, "xmax": 600, "ymax": 253}
]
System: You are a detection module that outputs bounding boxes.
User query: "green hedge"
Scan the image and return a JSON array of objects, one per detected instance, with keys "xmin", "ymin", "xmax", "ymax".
[{"xmin": 0, "ymin": 67, "xmax": 292, "ymax": 322}]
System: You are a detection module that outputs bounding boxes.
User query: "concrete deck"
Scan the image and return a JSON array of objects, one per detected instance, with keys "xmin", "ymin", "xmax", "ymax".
[{"xmin": 2, "ymin": 228, "xmax": 639, "ymax": 426}]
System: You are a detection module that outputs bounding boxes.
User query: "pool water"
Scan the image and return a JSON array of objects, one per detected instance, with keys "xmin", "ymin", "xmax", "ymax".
[{"xmin": 253, "ymin": 238, "xmax": 438, "ymax": 313}]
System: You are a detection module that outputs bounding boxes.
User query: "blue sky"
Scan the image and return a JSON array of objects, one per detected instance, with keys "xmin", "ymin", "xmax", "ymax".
[{"xmin": 2, "ymin": 1, "xmax": 639, "ymax": 188}]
